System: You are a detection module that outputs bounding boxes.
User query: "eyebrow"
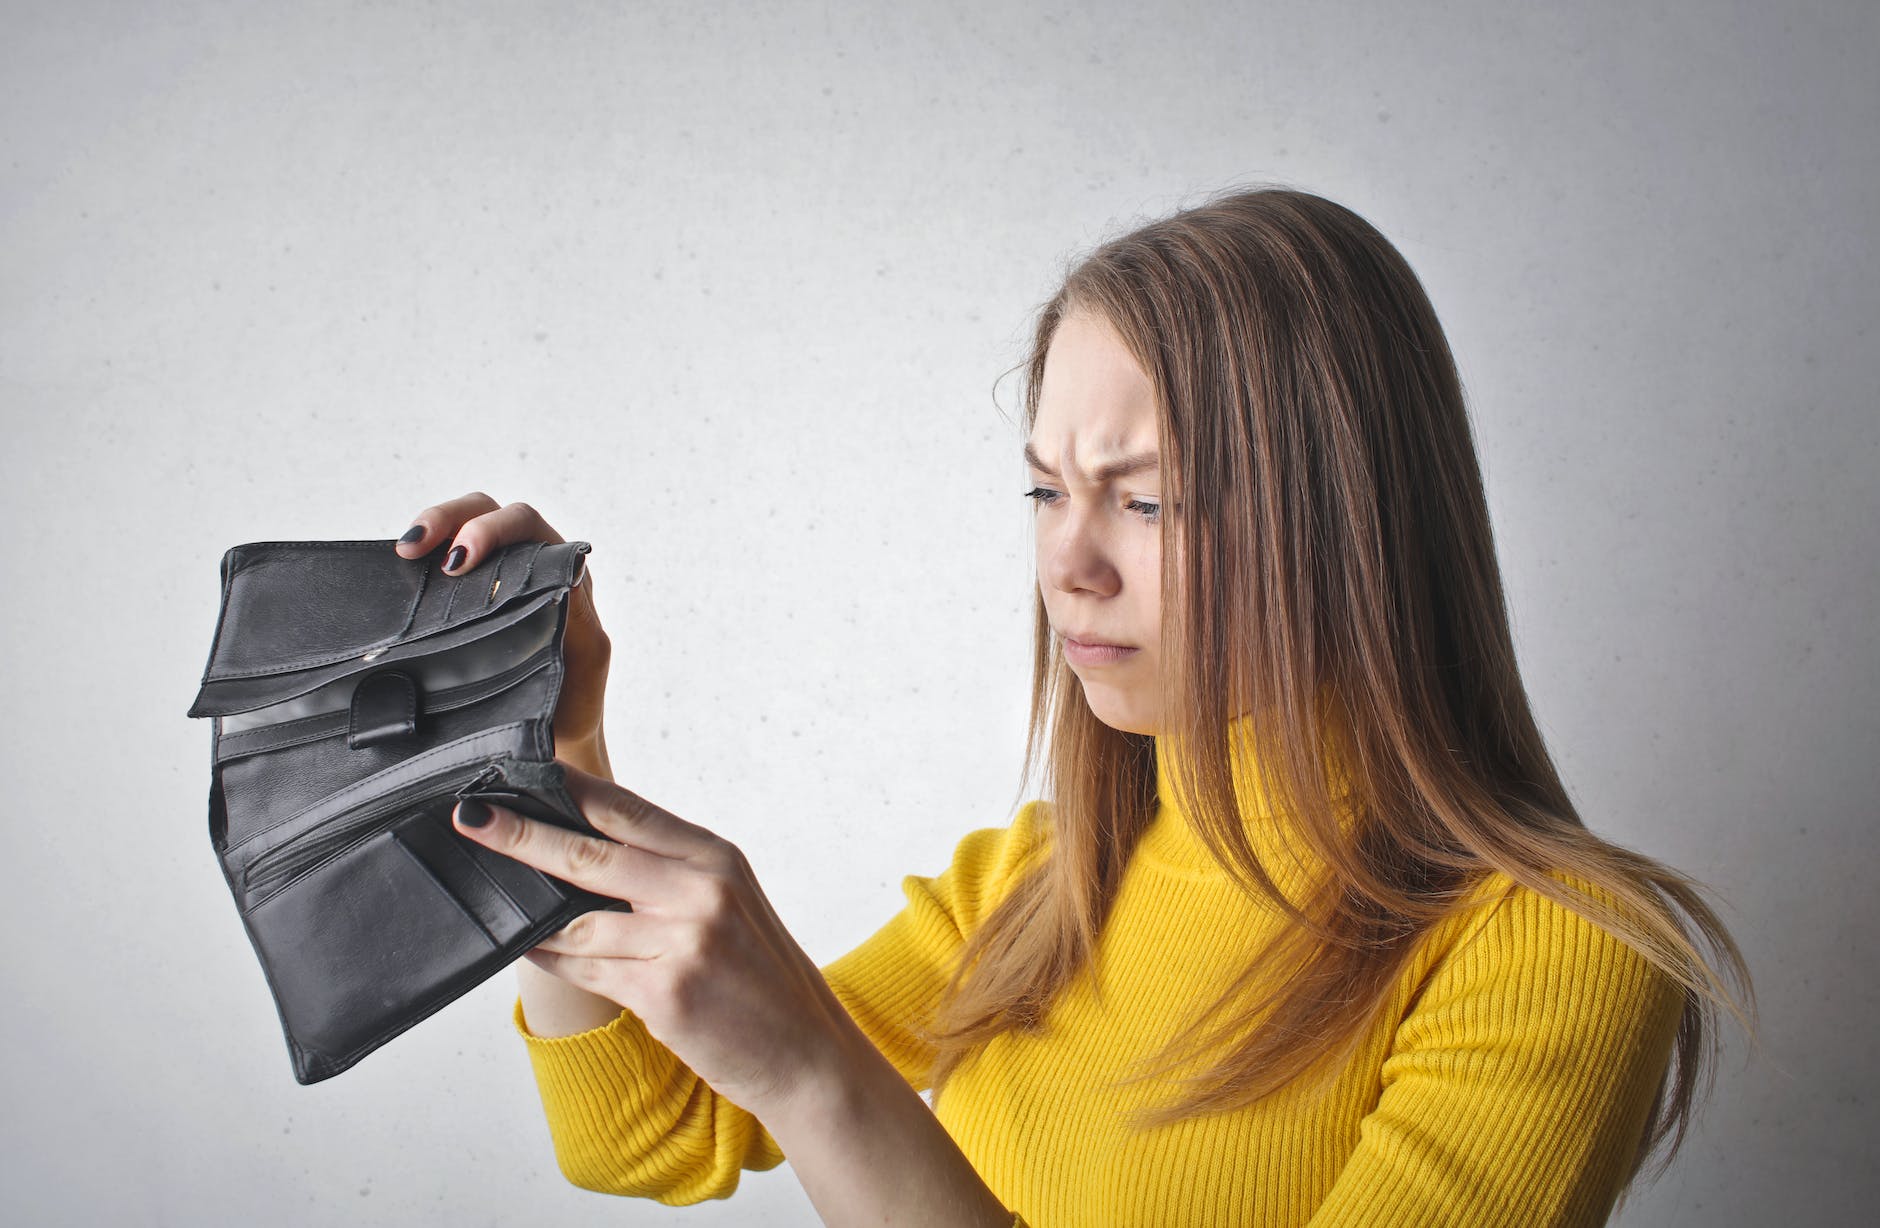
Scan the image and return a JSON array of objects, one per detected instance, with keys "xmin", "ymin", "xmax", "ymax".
[{"xmin": 1023, "ymin": 441, "xmax": 1161, "ymax": 484}]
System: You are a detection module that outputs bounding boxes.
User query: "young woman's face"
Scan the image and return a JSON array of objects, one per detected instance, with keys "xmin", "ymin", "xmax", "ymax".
[{"xmin": 1027, "ymin": 308, "xmax": 1167, "ymax": 736}]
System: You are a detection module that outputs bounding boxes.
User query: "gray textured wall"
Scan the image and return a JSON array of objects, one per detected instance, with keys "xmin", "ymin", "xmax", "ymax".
[{"xmin": 3, "ymin": 2, "xmax": 1872, "ymax": 1224}]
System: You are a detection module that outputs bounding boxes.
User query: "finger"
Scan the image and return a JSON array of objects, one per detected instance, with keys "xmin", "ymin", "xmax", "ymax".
[
  {"xmin": 523, "ymin": 947, "xmax": 648, "ymax": 1000},
  {"xmin": 432, "ymin": 501, "xmax": 567, "ymax": 575},
  {"xmin": 566, "ymin": 560, "xmax": 606, "ymax": 629},
  {"xmin": 560, "ymin": 760, "xmax": 734, "ymax": 865},
  {"xmin": 394, "ymin": 491, "xmax": 502, "ymax": 558},
  {"xmin": 452, "ymin": 798, "xmax": 688, "ymax": 906},
  {"xmin": 529, "ymin": 907, "xmax": 663, "ymax": 960},
  {"xmin": 559, "ymin": 559, "xmax": 610, "ymax": 659}
]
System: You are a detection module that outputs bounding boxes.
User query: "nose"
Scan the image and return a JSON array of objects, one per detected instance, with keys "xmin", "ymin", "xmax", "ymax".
[{"xmin": 1041, "ymin": 503, "xmax": 1121, "ymax": 598}]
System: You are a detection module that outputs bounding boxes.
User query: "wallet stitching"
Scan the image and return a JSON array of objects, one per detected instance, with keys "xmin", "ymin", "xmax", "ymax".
[
  {"xmin": 223, "ymin": 722, "xmax": 532, "ymax": 856},
  {"xmin": 198, "ymin": 542, "xmax": 573, "ymax": 683},
  {"xmin": 197, "ymin": 545, "xmax": 242, "ymax": 693},
  {"xmin": 203, "ymin": 545, "xmax": 430, "ymax": 681},
  {"xmin": 244, "ymin": 807, "xmax": 421, "ymax": 908},
  {"xmin": 203, "ymin": 543, "xmax": 543, "ymax": 683},
  {"xmin": 220, "ymin": 722, "xmax": 341, "ymax": 760},
  {"xmin": 215, "ymin": 654, "xmax": 555, "ymax": 762},
  {"xmin": 530, "ymin": 654, "xmax": 559, "ymax": 762},
  {"xmin": 440, "ymin": 560, "xmax": 465, "ymax": 629},
  {"xmin": 224, "ymin": 707, "xmax": 344, "ymax": 738},
  {"xmin": 200, "ymin": 584, "xmax": 557, "ymax": 683},
  {"xmin": 396, "ymin": 564, "xmax": 428, "ymax": 640},
  {"xmin": 519, "ymin": 540, "xmax": 544, "ymax": 592},
  {"xmin": 217, "ymin": 712, "xmax": 351, "ymax": 758}
]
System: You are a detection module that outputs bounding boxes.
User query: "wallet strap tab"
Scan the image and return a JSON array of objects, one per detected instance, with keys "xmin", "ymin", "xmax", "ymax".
[{"xmin": 347, "ymin": 669, "xmax": 420, "ymax": 749}]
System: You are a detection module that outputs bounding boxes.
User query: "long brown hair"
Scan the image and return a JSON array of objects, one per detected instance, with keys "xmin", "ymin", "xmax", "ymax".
[{"xmin": 917, "ymin": 185, "xmax": 1756, "ymax": 1201}]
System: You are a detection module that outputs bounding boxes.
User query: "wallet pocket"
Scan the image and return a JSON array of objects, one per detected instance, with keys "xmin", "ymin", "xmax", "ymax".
[
  {"xmin": 207, "ymin": 583, "xmax": 568, "ymax": 852},
  {"xmin": 239, "ymin": 760, "xmax": 497, "ymax": 903},
  {"xmin": 244, "ymin": 802, "xmax": 520, "ymax": 1075}
]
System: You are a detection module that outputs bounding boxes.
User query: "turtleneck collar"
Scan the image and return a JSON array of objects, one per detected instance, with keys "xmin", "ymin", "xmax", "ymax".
[{"xmin": 1137, "ymin": 712, "xmax": 1358, "ymax": 891}]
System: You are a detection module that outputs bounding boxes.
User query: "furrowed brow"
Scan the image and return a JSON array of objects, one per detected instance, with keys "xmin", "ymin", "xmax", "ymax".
[{"xmin": 1024, "ymin": 441, "xmax": 1161, "ymax": 484}]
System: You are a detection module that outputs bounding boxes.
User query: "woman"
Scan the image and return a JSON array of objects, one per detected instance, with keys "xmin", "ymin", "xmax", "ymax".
[{"xmin": 397, "ymin": 186, "xmax": 1754, "ymax": 1227}]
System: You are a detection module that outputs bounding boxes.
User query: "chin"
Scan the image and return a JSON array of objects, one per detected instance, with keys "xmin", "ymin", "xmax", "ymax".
[{"xmin": 1080, "ymin": 690, "xmax": 1157, "ymax": 737}]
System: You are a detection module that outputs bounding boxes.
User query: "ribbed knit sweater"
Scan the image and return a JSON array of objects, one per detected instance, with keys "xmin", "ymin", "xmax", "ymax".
[{"xmin": 512, "ymin": 729, "xmax": 1684, "ymax": 1226}]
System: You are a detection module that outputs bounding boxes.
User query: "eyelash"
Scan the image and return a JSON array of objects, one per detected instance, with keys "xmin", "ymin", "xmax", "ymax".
[{"xmin": 1023, "ymin": 486, "xmax": 1163, "ymax": 524}]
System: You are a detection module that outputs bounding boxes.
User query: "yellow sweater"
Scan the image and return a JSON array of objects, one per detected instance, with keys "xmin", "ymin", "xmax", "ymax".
[{"xmin": 512, "ymin": 733, "xmax": 1683, "ymax": 1226}]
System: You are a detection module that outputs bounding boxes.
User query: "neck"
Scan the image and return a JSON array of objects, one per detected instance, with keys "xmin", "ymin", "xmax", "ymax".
[{"xmin": 1140, "ymin": 712, "xmax": 1356, "ymax": 892}]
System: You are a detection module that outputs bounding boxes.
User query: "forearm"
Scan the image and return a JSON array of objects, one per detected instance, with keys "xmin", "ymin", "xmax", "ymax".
[
  {"xmin": 519, "ymin": 726, "xmax": 625, "ymax": 1038},
  {"xmin": 766, "ymin": 1025, "xmax": 1017, "ymax": 1228}
]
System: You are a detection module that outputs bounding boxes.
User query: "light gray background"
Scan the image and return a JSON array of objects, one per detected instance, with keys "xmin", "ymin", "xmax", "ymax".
[{"xmin": 3, "ymin": 2, "xmax": 1873, "ymax": 1224}]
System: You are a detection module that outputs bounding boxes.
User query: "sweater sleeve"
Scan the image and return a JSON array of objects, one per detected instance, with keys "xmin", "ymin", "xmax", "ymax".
[
  {"xmin": 1305, "ymin": 871, "xmax": 1686, "ymax": 1228},
  {"xmin": 818, "ymin": 800, "xmax": 1049, "ymax": 1092},
  {"xmin": 512, "ymin": 801, "xmax": 1048, "ymax": 1203}
]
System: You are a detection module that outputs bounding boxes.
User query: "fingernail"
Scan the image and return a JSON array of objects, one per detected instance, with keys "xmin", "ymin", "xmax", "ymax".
[
  {"xmin": 444, "ymin": 544, "xmax": 467, "ymax": 572},
  {"xmin": 398, "ymin": 524, "xmax": 426, "ymax": 545},
  {"xmin": 455, "ymin": 798, "xmax": 493, "ymax": 828}
]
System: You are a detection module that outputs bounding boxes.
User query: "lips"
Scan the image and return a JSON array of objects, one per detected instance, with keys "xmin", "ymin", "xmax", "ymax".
[
  {"xmin": 1062, "ymin": 632, "xmax": 1134, "ymax": 649},
  {"xmin": 1062, "ymin": 635, "xmax": 1139, "ymax": 666}
]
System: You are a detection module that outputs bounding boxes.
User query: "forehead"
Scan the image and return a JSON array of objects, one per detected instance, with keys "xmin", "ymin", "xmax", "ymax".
[{"xmin": 1030, "ymin": 310, "xmax": 1159, "ymax": 453}]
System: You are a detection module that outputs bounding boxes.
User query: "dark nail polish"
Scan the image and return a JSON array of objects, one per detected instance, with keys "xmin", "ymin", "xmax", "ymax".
[
  {"xmin": 456, "ymin": 798, "xmax": 492, "ymax": 828},
  {"xmin": 444, "ymin": 545, "xmax": 467, "ymax": 572},
  {"xmin": 398, "ymin": 524, "xmax": 425, "ymax": 545}
]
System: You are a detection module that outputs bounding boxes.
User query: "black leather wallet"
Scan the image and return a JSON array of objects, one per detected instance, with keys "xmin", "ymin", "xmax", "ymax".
[{"xmin": 186, "ymin": 537, "xmax": 625, "ymax": 1084}]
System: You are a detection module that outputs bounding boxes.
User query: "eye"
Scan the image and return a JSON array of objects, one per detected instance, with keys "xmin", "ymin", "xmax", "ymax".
[{"xmin": 1024, "ymin": 487, "xmax": 1163, "ymax": 525}]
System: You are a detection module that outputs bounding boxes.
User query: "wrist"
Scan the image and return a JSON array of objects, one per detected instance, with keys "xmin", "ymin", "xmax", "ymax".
[
  {"xmin": 759, "ymin": 1012, "xmax": 1018, "ymax": 1227},
  {"xmin": 514, "ymin": 958, "xmax": 625, "ymax": 1038},
  {"xmin": 763, "ymin": 1020, "xmax": 897, "ymax": 1156}
]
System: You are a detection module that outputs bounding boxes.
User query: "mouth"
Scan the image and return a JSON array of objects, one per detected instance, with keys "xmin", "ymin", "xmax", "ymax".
[
  {"xmin": 1061, "ymin": 633, "xmax": 1140, "ymax": 666},
  {"xmin": 1059, "ymin": 628, "xmax": 1134, "ymax": 649}
]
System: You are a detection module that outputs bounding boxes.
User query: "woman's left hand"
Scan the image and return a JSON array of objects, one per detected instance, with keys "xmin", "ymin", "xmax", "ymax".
[{"xmin": 452, "ymin": 761, "xmax": 862, "ymax": 1122}]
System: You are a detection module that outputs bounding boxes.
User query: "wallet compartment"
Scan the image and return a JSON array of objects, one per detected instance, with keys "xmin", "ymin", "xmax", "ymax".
[{"xmin": 188, "ymin": 536, "xmax": 603, "ymax": 1084}]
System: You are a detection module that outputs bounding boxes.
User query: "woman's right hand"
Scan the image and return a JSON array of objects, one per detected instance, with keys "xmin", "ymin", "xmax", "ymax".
[{"xmin": 393, "ymin": 491, "xmax": 613, "ymax": 776}]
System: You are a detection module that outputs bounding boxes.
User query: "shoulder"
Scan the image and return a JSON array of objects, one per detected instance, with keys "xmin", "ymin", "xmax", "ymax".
[
  {"xmin": 1317, "ymin": 868, "xmax": 1691, "ymax": 1226},
  {"xmin": 898, "ymin": 801, "xmax": 1052, "ymax": 938},
  {"xmin": 1001, "ymin": 799, "xmax": 1052, "ymax": 880},
  {"xmin": 1432, "ymin": 867, "xmax": 1665, "ymax": 981},
  {"xmin": 927, "ymin": 799, "xmax": 1047, "ymax": 876},
  {"xmin": 1400, "ymin": 866, "xmax": 1685, "ymax": 1053}
]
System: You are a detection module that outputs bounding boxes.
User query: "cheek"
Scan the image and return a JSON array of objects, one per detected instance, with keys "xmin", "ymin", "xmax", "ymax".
[
  {"xmin": 1033, "ymin": 518, "xmax": 1059, "ymax": 570},
  {"xmin": 1143, "ymin": 540, "xmax": 1168, "ymax": 644},
  {"xmin": 1135, "ymin": 540, "xmax": 1161, "ymax": 597}
]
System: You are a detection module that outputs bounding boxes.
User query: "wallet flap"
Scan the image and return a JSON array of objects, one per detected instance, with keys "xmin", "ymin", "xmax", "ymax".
[
  {"xmin": 189, "ymin": 588, "xmax": 562, "ymax": 718},
  {"xmin": 347, "ymin": 669, "xmax": 420, "ymax": 749},
  {"xmin": 186, "ymin": 538, "xmax": 588, "ymax": 719}
]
